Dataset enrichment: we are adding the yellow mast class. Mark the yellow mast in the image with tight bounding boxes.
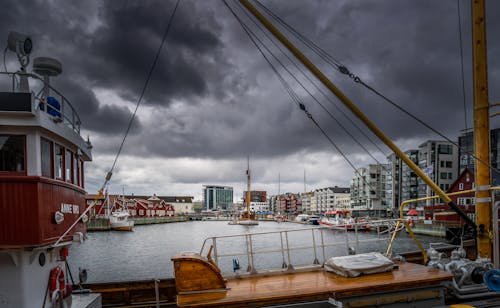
[239,0,476,230]
[471,0,492,258]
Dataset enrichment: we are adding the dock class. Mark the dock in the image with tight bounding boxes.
[176,262,452,307]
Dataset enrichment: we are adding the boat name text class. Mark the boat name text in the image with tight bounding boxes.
[61,203,79,214]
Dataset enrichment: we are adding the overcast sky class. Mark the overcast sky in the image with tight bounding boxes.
[2,0,499,201]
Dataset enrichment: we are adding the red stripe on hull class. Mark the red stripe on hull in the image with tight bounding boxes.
[0,176,86,247]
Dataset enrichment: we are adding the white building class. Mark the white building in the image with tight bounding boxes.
[313,186,350,213]
[300,191,314,214]
[249,202,269,213]
[350,164,387,217]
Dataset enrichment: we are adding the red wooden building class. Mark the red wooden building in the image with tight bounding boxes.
[423,168,475,222]
[85,194,175,218]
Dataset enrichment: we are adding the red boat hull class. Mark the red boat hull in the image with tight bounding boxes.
[0,176,86,247]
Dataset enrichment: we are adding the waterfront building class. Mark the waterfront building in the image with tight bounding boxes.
[401,150,420,203]
[249,201,269,213]
[458,128,500,185]
[313,186,350,213]
[85,194,190,216]
[350,164,387,217]
[300,191,314,214]
[268,195,278,213]
[423,168,475,223]
[417,140,458,206]
[243,190,267,203]
[271,193,301,217]
[202,185,233,211]
[385,153,402,214]
[129,195,193,215]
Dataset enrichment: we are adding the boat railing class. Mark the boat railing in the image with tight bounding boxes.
[199,219,415,276]
[0,71,82,134]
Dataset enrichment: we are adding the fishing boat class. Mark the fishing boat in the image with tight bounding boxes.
[171,1,500,307]
[0,32,98,307]
[109,209,134,231]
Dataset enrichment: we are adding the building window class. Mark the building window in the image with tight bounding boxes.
[446,161,452,168]
[0,135,25,173]
[41,138,53,178]
[440,172,447,180]
[459,183,464,190]
[438,144,453,154]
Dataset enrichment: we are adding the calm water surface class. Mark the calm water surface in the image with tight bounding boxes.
[68,221,443,283]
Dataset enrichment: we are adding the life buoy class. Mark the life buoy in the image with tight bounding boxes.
[49,266,66,301]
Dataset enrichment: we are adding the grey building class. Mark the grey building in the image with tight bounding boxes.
[401,150,420,203]
[417,140,458,206]
[386,153,402,213]
[202,185,233,211]
[458,128,500,186]
[350,164,387,217]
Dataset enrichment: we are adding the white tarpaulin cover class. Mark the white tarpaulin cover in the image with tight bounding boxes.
[324,252,395,277]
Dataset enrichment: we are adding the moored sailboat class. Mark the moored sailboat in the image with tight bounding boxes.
[230,157,258,225]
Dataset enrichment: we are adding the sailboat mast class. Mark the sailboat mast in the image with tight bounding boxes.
[471,0,492,258]
[246,156,251,215]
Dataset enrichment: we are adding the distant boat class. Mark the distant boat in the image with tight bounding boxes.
[320,210,370,231]
[238,219,259,226]
[229,157,259,226]
[109,209,134,231]
[295,214,310,222]
[308,215,320,225]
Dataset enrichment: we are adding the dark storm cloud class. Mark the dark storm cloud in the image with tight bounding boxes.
[2,0,499,162]
[261,0,498,145]
[0,0,143,135]
[85,1,224,105]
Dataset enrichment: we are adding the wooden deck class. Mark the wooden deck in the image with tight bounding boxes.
[177,262,453,307]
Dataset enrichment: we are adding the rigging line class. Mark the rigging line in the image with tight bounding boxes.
[254,0,343,69]
[103,0,181,190]
[256,0,500,176]
[234,1,384,167]
[457,0,468,131]
[224,0,379,193]
[237,1,388,164]
[252,0,389,157]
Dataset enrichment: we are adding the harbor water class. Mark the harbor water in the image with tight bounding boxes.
[68,220,444,283]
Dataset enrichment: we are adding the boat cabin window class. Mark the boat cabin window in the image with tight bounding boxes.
[79,159,84,188]
[54,144,64,180]
[41,137,53,178]
[65,149,73,183]
[0,135,25,174]
[73,153,78,184]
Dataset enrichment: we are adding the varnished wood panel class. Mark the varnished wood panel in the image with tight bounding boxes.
[172,253,227,293]
[177,262,453,307]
